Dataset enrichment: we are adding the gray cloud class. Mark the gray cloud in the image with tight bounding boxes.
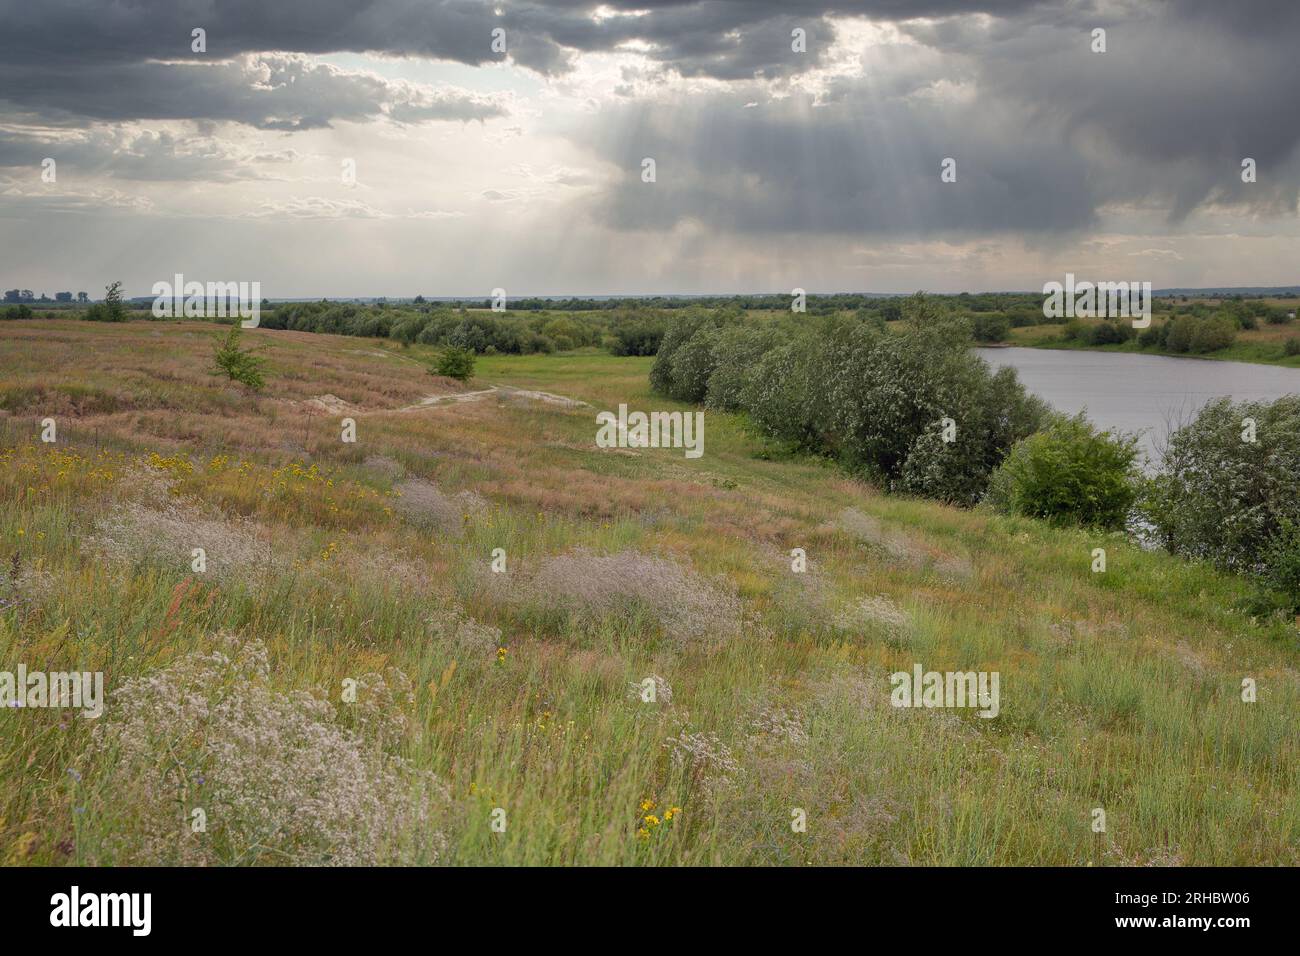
[0,128,263,182]
[0,52,507,131]
[0,0,1054,113]
[574,1,1300,238]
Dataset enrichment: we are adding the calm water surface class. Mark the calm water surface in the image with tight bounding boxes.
[975,347,1300,464]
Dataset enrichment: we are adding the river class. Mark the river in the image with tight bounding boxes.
[974,347,1300,464]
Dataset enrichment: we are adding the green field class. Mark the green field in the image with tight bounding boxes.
[2,318,1298,865]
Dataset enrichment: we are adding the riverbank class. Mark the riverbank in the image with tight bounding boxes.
[1008,322,1300,368]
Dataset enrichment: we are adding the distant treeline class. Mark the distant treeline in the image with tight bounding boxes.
[260,300,670,356]
[466,292,1044,313]
[253,293,1063,355]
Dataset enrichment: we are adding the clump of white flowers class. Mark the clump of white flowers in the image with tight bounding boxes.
[84,636,448,866]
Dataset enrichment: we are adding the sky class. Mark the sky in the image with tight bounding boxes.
[0,0,1297,298]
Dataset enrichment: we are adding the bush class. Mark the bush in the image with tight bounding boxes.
[83,303,114,322]
[1143,396,1300,590]
[1087,320,1131,346]
[1284,336,1300,357]
[706,324,781,411]
[435,346,475,382]
[609,313,667,356]
[1164,316,1196,352]
[1006,308,1040,328]
[649,311,718,399]
[211,325,267,390]
[1061,319,1087,342]
[1188,316,1236,353]
[985,413,1139,529]
[0,304,32,320]
[970,312,1010,343]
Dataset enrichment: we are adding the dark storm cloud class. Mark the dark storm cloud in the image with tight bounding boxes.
[901,7,1300,221]
[576,1,1300,237]
[583,89,1101,236]
[0,0,1051,120]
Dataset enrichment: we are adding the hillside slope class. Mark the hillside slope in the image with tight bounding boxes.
[2,319,1297,865]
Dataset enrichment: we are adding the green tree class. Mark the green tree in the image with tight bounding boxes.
[211,324,267,390]
[104,280,128,322]
[434,346,475,382]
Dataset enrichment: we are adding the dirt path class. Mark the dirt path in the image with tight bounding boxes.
[390,384,589,413]
[304,384,589,416]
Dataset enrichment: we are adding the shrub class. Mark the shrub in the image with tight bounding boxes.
[1283,336,1300,357]
[1088,320,1131,346]
[740,333,829,450]
[1188,316,1236,353]
[1254,519,1300,613]
[1164,316,1196,352]
[970,312,1010,343]
[1061,319,1087,342]
[390,313,429,345]
[0,304,32,320]
[706,324,781,410]
[609,313,667,356]
[435,346,475,382]
[985,413,1140,529]
[1143,396,1300,598]
[211,324,267,390]
[649,310,725,401]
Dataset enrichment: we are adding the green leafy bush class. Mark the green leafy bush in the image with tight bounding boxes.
[1143,397,1300,584]
[609,313,668,356]
[985,413,1139,529]
[1164,315,1236,353]
[1087,320,1132,346]
[435,346,475,382]
[970,312,1010,343]
[1188,316,1236,353]
[1164,316,1196,352]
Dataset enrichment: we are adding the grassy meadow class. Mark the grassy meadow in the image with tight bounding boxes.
[2,317,1299,865]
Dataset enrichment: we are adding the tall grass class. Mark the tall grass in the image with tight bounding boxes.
[1,319,1298,865]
